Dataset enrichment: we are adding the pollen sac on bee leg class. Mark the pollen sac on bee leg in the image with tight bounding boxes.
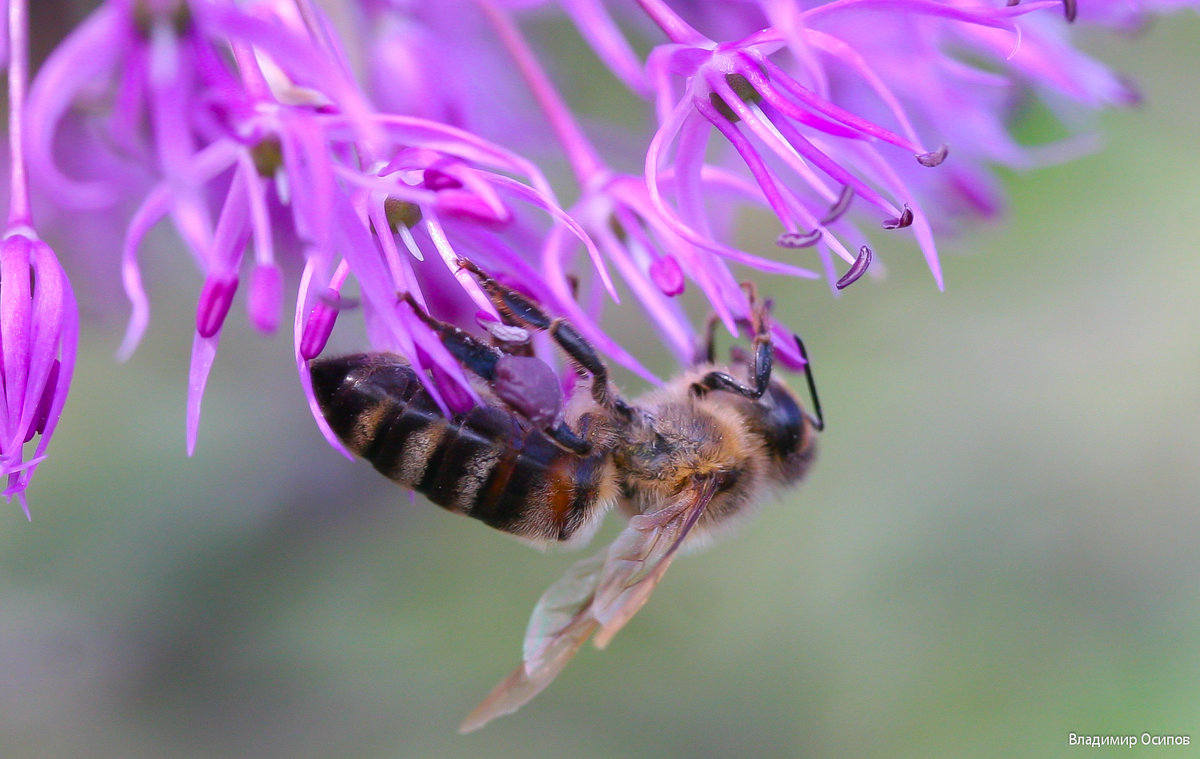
[493,354,562,427]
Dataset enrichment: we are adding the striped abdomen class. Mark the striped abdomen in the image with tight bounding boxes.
[310,353,613,543]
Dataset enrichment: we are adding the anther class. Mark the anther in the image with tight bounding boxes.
[709,72,762,123]
[434,190,512,228]
[250,137,284,178]
[384,197,423,230]
[776,230,822,248]
[821,186,856,225]
[423,169,463,191]
[882,204,913,230]
[300,288,344,360]
[916,144,949,167]
[477,313,530,345]
[835,246,872,290]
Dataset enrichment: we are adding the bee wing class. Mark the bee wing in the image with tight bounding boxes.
[590,476,720,649]
[523,550,606,667]
[458,551,606,733]
[460,477,720,732]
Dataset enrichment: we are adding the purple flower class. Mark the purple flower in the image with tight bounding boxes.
[558,0,1187,291]
[2,0,79,516]
[25,0,623,457]
[10,0,1198,496]
[5,0,1198,730]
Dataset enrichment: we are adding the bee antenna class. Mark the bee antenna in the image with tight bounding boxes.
[792,335,825,432]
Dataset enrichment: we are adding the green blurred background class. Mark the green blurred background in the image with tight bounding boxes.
[3,8,1200,759]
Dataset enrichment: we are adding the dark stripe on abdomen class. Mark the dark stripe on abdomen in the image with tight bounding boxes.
[417,406,514,510]
[471,428,563,533]
[365,391,444,484]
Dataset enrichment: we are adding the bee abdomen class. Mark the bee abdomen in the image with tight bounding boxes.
[311,354,610,543]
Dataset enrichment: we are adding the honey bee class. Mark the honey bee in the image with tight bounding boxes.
[309,260,823,731]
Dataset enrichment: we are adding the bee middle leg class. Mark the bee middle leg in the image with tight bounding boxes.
[400,293,592,454]
[485,274,580,358]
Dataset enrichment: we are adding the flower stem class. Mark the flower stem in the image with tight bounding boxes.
[7,0,32,231]
[474,0,604,183]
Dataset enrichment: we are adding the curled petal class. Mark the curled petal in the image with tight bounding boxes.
[24,3,125,207]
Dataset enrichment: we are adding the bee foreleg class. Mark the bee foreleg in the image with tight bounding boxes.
[694,312,720,365]
[692,298,774,400]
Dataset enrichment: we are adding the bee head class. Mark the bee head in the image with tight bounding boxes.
[739,380,817,485]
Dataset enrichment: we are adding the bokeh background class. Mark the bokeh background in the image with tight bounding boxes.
[2,5,1199,758]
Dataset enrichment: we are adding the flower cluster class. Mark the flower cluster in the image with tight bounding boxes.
[3,0,1195,511]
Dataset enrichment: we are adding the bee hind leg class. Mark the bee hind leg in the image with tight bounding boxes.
[401,292,594,455]
[542,421,591,455]
[399,292,503,380]
[403,293,595,453]
[458,259,632,419]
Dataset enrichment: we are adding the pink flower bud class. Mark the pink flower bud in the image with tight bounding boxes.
[300,288,342,360]
[195,273,239,338]
[649,255,685,296]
